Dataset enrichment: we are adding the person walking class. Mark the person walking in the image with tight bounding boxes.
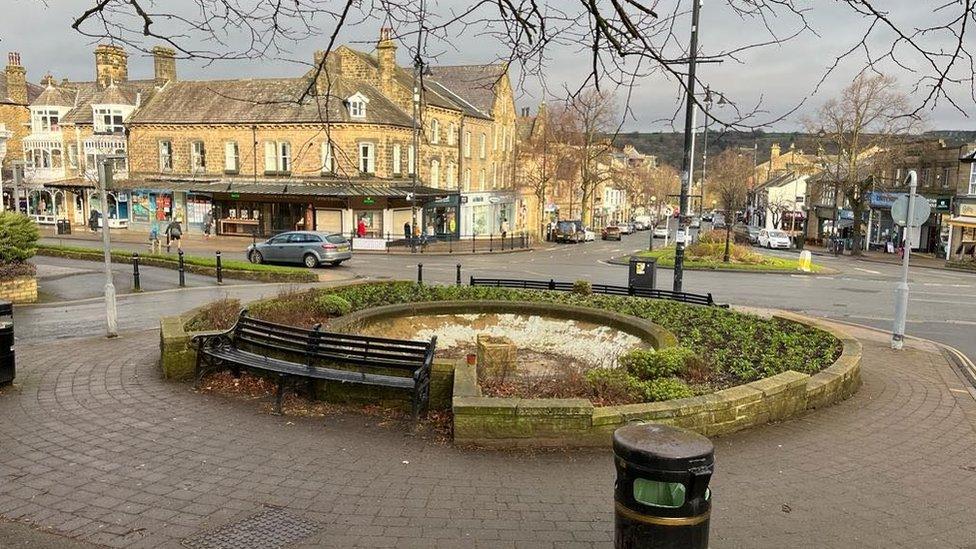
[500,217,510,240]
[203,210,214,240]
[356,217,367,238]
[88,208,99,233]
[165,217,184,252]
[403,221,411,242]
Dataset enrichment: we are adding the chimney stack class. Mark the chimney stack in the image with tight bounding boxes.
[770,142,781,160]
[4,52,27,105]
[377,27,397,98]
[94,44,128,87]
[152,46,177,84]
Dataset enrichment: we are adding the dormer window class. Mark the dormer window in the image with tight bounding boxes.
[31,108,60,133]
[347,92,369,118]
[93,107,125,134]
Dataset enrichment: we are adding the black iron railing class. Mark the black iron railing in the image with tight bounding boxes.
[468,277,724,307]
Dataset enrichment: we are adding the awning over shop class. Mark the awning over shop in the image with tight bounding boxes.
[113,177,448,199]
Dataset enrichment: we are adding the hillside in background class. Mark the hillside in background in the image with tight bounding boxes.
[611,130,976,168]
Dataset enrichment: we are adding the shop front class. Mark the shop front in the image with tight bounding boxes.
[423,194,461,239]
[947,198,976,263]
[461,191,516,236]
[212,193,309,238]
[866,191,950,253]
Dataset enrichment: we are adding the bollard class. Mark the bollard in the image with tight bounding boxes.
[417,263,423,285]
[0,300,14,387]
[472,234,476,253]
[456,263,462,286]
[132,253,141,292]
[449,236,453,254]
[178,250,186,287]
[613,423,713,549]
[216,251,223,285]
[489,233,493,252]
[510,232,515,250]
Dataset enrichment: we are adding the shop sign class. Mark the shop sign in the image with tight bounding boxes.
[472,196,485,203]
[460,195,469,204]
[960,201,976,218]
[936,197,952,212]
[488,196,501,204]
[868,191,903,208]
[230,192,240,199]
[363,197,376,205]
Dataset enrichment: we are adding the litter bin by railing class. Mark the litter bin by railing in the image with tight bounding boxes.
[629,256,657,291]
[56,219,72,235]
[0,300,13,387]
[613,423,714,549]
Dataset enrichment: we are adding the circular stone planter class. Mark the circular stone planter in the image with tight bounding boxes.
[448,311,862,448]
[327,300,678,351]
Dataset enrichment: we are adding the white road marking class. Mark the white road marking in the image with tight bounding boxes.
[854,267,882,275]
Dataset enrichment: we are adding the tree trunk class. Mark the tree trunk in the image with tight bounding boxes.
[723,223,732,262]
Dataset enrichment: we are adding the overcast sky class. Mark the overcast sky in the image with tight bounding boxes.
[2,0,973,132]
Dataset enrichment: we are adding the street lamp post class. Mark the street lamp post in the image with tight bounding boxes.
[0,124,11,212]
[648,195,657,251]
[96,154,123,338]
[674,0,703,293]
[700,88,713,218]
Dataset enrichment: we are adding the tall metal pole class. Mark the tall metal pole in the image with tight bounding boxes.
[673,0,702,293]
[12,161,23,214]
[700,88,711,218]
[891,170,917,350]
[411,59,420,253]
[97,156,118,338]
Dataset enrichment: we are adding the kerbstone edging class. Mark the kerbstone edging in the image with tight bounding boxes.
[452,312,863,447]
[327,300,678,350]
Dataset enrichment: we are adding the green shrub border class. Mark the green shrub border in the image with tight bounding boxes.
[37,244,317,283]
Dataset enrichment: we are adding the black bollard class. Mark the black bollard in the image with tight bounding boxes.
[178,250,186,287]
[132,253,141,292]
[216,251,223,285]
[456,263,462,286]
[417,263,423,285]
[489,233,493,253]
[472,234,476,253]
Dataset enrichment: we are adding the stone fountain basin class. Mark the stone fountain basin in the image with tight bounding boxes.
[326,300,678,372]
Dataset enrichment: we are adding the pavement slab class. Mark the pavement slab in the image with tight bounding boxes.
[0,321,975,547]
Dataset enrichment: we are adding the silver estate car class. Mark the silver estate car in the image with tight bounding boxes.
[247,231,352,268]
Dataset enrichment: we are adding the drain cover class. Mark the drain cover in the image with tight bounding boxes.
[182,507,321,549]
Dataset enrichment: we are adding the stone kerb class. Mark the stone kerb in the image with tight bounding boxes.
[452,312,863,448]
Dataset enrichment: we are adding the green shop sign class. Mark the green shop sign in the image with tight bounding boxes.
[230,192,240,199]
[363,197,376,205]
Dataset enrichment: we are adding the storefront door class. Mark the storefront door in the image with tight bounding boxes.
[315,209,343,234]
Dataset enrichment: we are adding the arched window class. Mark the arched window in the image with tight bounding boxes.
[430,159,440,188]
[447,123,457,146]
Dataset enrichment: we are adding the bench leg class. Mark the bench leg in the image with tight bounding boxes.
[273,375,286,415]
[305,378,316,400]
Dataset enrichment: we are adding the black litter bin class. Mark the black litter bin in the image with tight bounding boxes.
[0,322,13,387]
[56,219,72,235]
[613,423,714,549]
[629,257,657,291]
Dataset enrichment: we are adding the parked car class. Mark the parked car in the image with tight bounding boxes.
[601,225,622,241]
[732,223,761,244]
[247,231,352,268]
[583,227,597,241]
[633,221,646,231]
[554,220,586,243]
[653,226,668,238]
[758,229,792,249]
[617,223,633,235]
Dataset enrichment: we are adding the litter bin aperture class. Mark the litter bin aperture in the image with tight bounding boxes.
[613,423,714,549]
[0,321,13,387]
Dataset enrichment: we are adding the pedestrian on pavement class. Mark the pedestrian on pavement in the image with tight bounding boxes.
[165,217,184,252]
[403,221,411,242]
[357,217,367,238]
[203,210,214,239]
[88,209,99,233]
[501,218,510,240]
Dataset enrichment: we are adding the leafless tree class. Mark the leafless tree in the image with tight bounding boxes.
[68,1,976,129]
[517,105,579,237]
[707,149,750,261]
[808,73,920,255]
[560,89,617,227]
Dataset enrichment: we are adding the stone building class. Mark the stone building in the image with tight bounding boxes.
[0,52,43,173]
[18,31,518,242]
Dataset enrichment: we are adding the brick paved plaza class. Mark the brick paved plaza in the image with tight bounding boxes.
[1,323,975,548]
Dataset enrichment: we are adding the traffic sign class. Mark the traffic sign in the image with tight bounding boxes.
[891,195,931,227]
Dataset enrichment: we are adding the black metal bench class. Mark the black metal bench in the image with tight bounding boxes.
[191,311,437,419]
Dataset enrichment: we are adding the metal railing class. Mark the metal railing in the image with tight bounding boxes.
[468,277,723,307]
[346,231,530,253]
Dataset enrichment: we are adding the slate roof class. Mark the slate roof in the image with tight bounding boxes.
[119,175,447,197]
[426,64,506,115]
[32,84,76,107]
[0,73,43,105]
[129,76,413,126]
[59,80,157,124]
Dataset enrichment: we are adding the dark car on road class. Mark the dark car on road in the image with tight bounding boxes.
[554,220,586,243]
[247,231,352,268]
[601,225,622,241]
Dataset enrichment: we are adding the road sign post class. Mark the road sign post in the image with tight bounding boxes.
[891,171,922,350]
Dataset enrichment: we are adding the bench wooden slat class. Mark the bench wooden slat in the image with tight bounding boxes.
[205,347,414,388]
